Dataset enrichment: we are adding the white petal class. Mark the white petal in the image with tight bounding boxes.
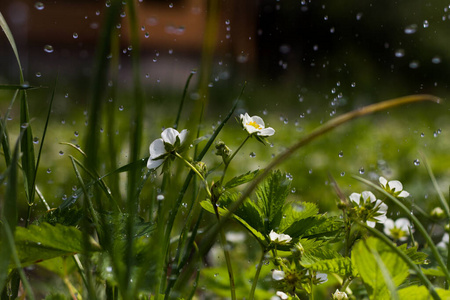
[376,201,388,214]
[398,190,410,198]
[244,124,259,134]
[375,214,387,224]
[278,233,292,242]
[362,191,376,203]
[379,176,388,187]
[276,291,288,300]
[241,113,252,125]
[251,115,265,128]
[258,127,275,137]
[272,270,285,281]
[149,138,166,159]
[147,158,164,170]
[395,218,411,231]
[316,272,328,283]
[178,129,188,144]
[388,180,403,192]
[269,230,279,241]
[383,219,395,235]
[443,233,449,243]
[349,193,361,205]
[367,221,376,228]
[161,128,179,145]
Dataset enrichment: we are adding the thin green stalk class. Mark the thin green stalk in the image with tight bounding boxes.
[359,221,440,300]
[421,153,450,218]
[174,152,211,198]
[219,135,250,185]
[249,250,267,299]
[212,205,236,300]
[175,72,195,129]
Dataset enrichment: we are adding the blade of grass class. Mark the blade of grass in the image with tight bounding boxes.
[0,12,24,83]
[125,0,145,296]
[421,152,450,218]
[174,71,195,129]
[353,175,450,282]
[0,90,20,167]
[0,131,22,291]
[30,76,57,213]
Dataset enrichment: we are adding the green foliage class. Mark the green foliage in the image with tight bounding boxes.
[224,169,264,189]
[9,223,96,267]
[352,237,409,299]
[398,286,450,299]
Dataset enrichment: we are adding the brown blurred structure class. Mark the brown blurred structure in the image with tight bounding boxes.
[0,0,257,59]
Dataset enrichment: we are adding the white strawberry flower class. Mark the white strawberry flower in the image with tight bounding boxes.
[147,128,188,170]
[240,113,275,137]
[272,270,285,281]
[437,233,449,248]
[269,230,292,245]
[349,191,388,227]
[332,289,349,300]
[383,218,412,241]
[379,176,410,198]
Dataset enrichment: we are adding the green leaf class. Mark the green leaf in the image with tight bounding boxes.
[421,267,445,277]
[303,256,355,277]
[224,169,264,189]
[398,285,450,299]
[352,237,409,298]
[256,170,291,232]
[278,202,319,232]
[284,215,343,240]
[11,223,98,267]
[397,244,428,264]
[200,200,266,244]
[36,207,83,227]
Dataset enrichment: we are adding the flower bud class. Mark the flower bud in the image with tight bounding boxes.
[291,242,305,258]
[431,207,445,219]
[332,289,348,300]
[215,140,231,162]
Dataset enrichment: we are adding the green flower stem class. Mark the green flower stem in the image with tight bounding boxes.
[174,152,211,199]
[249,249,267,300]
[212,203,236,300]
[219,135,250,185]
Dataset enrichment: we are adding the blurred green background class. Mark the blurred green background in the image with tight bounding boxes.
[0,0,449,234]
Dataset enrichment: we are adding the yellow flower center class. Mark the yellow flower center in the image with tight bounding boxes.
[246,121,262,130]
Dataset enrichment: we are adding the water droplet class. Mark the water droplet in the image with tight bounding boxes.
[34,2,44,10]
[338,151,343,158]
[359,167,365,174]
[431,56,441,64]
[73,32,79,39]
[404,24,418,34]
[356,12,363,20]
[157,194,165,201]
[291,188,296,193]
[47,168,51,174]
[74,131,79,137]
[340,172,345,176]
[35,72,42,78]
[59,151,64,156]
[168,2,173,8]
[144,32,149,38]
[420,132,425,137]
[118,105,124,111]
[437,128,442,134]
[413,159,420,166]
[409,61,420,69]
[21,123,29,129]
[394,49,405,58]
[106,266,113,272]
[249,152,256,158]
[44,45,54,53]
[286,173,293,180]
[351,82,356,87]
[433,131,438,137]
[423,20,429,28]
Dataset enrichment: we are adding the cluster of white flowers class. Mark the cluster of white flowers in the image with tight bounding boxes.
[349,191,388,227]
